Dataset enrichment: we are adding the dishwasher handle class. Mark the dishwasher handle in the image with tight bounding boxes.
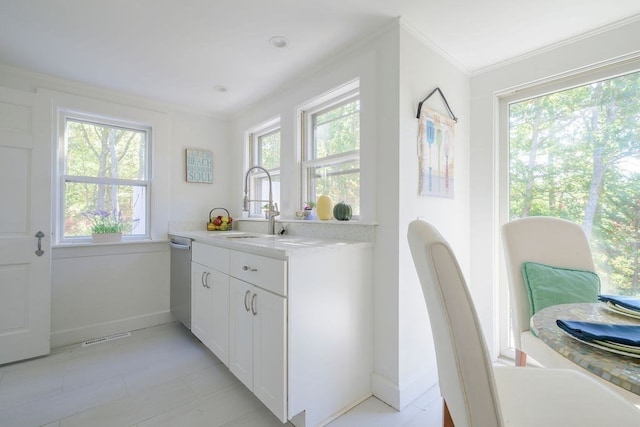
[170,241,191,250]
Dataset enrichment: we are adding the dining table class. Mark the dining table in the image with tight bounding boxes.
[530,302,640,397]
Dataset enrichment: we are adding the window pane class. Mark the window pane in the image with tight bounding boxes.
[313,98,360,158]
[308,160,360,216]
[65,119,147,180]
[258,130,280,170]
[64,182,147,237]
[248,124,280,218]
[508,70,640,296]
[251,174,280,216]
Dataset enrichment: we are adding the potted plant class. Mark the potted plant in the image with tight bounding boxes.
[83,209,124,243]
[303,201,317,220]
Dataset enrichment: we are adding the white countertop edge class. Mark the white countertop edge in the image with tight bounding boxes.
[169,230,373,259]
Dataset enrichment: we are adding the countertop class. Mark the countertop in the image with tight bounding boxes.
[169,230,373,260]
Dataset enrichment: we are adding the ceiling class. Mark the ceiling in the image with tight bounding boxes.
[1,1,639,117]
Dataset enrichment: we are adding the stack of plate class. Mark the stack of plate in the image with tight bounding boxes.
[569,334,640,358]
[553,296,640,357]
[604,301,640,320]
[599,294,640,320]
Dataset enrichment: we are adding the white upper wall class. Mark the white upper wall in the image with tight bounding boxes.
[397,23,471,407]
[168,110,231,226]
[469,19,640,355]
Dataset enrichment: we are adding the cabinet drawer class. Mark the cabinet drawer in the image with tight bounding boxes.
[230,251,287,296]
[192,241,229,273]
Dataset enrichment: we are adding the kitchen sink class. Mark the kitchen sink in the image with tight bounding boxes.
[209,233,318,247]
[222,233,274,239]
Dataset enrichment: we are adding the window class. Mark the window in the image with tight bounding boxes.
[301,87,360,216]
[247,121,280,217]
[498,59,640,356]
[58,113,150,241]
[507,68,640,297]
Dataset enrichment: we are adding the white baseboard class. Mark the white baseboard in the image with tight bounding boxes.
[51,310,175,348]
[371,370,437,411]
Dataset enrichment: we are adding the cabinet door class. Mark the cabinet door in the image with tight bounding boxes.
[229,278,254,390]
[253,288,287,422]
[207,268,229,366]
[191,262,214,349]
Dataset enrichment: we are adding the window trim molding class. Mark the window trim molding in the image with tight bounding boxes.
[55,109,152,244]
[42,87,170,243]
[299,83,360,217]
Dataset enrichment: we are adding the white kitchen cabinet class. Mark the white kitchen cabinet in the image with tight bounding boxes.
[183,235,373,427]
[191,242,230,366]
[229,261,287,422]
[228,278,253,387]
[252,286,287,417]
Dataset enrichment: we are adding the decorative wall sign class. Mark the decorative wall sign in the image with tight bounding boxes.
[417,107,456,198]
[185,149,213,183]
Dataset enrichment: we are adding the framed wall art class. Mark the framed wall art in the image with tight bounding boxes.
[415,87,458,199]
[185,148,213,183]
[417,107,456,198]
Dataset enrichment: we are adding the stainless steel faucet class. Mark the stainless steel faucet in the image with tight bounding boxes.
[243,166,280,235]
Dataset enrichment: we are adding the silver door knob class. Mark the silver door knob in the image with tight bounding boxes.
[35,231,45,257]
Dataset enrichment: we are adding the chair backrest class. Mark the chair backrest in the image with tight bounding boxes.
[501,216,595,349]
[408,219,503,427]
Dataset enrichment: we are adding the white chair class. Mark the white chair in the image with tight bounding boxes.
[501,216,595,367]
[407,219,640,427]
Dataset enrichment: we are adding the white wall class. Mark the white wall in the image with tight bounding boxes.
[469,19,640,355]
[51,242,170,347]
[394,24,470,408]
[169,110,232,227]
[0,65,230,347]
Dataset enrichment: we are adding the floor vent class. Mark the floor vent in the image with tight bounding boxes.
[82,332,131,347]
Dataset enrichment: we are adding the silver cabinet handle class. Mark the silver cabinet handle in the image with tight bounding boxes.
[244,290,251,311]
[35,231,45,257]
[201,271,207,288]
[251,293,257,316]
[205,272,211,288]
[242,265,258,272]
[169,242,190,250]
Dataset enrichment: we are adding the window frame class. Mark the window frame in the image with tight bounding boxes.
[56,111,152,243]
[300,86,360,217]
[496,56,640,359]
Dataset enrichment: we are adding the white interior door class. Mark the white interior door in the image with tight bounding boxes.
[0,86,51,365]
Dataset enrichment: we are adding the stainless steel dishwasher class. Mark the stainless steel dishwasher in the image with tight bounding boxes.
[170,236,192,329]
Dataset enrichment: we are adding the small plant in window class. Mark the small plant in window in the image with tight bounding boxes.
[303,201,317,220]
[83,209,125,234]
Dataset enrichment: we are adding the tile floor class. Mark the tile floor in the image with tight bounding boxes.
[0,322,442,427]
